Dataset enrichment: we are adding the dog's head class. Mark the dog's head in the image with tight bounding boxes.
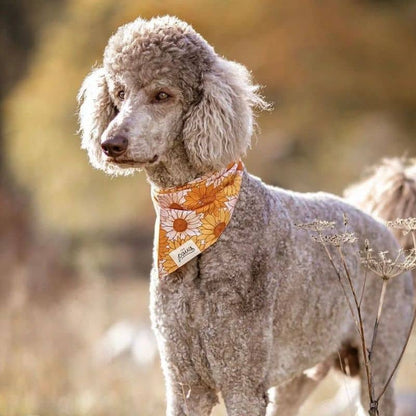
[78,16,268,178]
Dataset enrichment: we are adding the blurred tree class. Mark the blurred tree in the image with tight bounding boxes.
[3,0,416,234]
[0,0,66,179]
[0,0,73,299]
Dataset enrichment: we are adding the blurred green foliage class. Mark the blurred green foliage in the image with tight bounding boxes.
[3,0,416,235]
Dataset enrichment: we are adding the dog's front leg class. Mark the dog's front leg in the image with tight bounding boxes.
[200,308,273,416]
[222,385,269,416]
[154,323,219,416]
[150,270,219,416]
[164,375,218,416]
[216,341,270,416]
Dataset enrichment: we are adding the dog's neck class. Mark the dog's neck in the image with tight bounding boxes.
[144,142,206,189]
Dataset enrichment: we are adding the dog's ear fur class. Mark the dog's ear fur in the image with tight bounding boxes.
[183,58,269,170]
[77,67,116,170]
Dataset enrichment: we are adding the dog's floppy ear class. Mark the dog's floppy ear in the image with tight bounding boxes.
[183,58,268,171]
[77,67,116,170]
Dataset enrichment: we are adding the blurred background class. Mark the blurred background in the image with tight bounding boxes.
[0,0,415,415]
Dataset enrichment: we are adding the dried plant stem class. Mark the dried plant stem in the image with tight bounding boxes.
[359,265,368,308]
[336,351,356,416]
[179,382,191,414]
[338,247,375,406]
[296,217,416,416]
[320,241,377,408]
[369,279,388,361]
[376,302,416,403]
[319,238,375,410]
[320,242,360,332]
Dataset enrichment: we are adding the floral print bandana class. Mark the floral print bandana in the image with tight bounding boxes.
[152,161,244,278]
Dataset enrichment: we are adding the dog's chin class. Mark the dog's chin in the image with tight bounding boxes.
[99,161,137,176]
[109,159,143,168]
[101,155,159,175]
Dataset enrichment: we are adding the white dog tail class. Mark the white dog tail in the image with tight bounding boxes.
[344,158,416,249]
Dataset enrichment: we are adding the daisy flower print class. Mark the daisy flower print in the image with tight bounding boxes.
[155,188,189,210]
[161,210,203,240]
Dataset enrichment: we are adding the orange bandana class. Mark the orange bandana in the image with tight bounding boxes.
[152,161,244,278]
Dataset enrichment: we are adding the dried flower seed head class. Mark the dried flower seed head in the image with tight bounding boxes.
[387,218,416,235]
[312,232,357,247]
[378,251,389,262]
[343,213,349,227]
[295,220,336,232]
[362,247,416,280]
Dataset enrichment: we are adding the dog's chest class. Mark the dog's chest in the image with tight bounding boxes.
[155,258,206,319]
[151,257,218,386]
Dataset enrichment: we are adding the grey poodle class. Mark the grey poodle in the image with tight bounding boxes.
[78,16,414,416]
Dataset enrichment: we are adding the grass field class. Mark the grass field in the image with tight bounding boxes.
[1,274,415,416]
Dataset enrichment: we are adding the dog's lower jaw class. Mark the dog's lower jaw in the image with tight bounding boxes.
[144,144,206,189]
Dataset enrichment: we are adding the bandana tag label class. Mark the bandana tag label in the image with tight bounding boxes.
[169,239,201,267]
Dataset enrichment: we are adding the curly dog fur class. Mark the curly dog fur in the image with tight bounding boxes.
[345,158,416,250]
[78,16,414,416]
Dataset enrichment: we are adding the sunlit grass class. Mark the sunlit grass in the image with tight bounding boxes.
[1,273,414,416]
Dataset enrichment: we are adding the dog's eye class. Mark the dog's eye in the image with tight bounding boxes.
[155,91,170,102]
[117,90,125,100]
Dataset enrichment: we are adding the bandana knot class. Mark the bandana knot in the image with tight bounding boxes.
[152,161,244,278]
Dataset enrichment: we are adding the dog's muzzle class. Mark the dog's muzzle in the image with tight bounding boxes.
[101,135,128,158]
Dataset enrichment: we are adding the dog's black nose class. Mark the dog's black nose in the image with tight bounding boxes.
[101,135,128,157]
